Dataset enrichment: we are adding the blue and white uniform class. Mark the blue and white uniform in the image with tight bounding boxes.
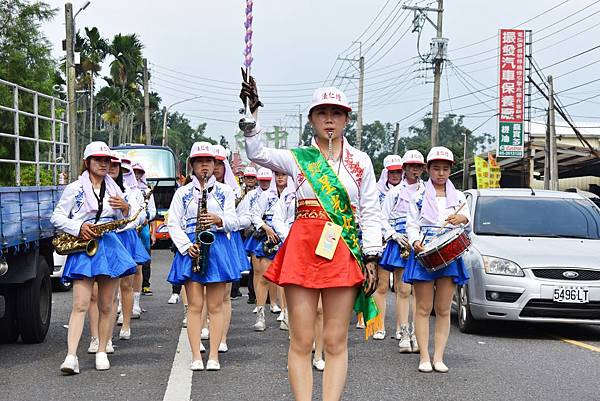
[167,180,241,285]
[239,186,266,255]
[116,182,150,265]
[249,187,282,260]
[51,180,137,282]
[271,187,296,242]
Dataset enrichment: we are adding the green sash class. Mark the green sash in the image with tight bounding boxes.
[290,147,382,339]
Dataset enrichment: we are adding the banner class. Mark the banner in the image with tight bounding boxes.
[474,156,489,189]
[488,152,501,188]
[497,29,525,157]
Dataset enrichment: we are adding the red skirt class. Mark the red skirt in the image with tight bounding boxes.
[264,202,364,289]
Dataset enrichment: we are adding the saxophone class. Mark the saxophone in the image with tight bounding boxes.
[53,188,154,256]
[191,174,215,274]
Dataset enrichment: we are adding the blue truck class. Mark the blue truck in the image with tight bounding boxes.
[0,78,69,343]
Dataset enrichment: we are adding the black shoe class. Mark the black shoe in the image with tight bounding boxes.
[230,291,242,300]
[142,287,153,296]
[247,297,256,304]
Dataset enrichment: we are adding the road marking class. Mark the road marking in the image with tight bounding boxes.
[163,328,192,401]
[554,336,600,353]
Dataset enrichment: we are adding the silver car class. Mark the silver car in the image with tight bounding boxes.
[455,188,600,333]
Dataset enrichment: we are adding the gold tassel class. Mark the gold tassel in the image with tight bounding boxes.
[358,312,384,341]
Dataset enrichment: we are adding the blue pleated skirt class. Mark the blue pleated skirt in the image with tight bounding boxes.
[402,250,469,285]
[117,229,151,265]
[167,232,242,285]
[62,232,137,282]
[138,224,151,254]
[244,234,261,256]
[252,237,277,260]
[380,241,409,272]
[231,231,250,273]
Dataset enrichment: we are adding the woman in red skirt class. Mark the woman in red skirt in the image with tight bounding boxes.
[241,82,381,401]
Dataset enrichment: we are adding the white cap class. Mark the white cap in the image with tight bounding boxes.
[120,157,133,172]
[427,146,454,164]
[402,150,425,165]
[212,144,228,161]
[383,154,403,171]
[109,151,121,163]
[257,167,273,181]
[308,87,352,113]
[189,142,215,159]
[132,161,145,172]
[83,141,112,160]
[243,166,257,177]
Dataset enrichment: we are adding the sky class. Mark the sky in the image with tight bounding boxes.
[41,0,600,152]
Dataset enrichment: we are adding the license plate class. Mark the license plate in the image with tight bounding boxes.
[553,286,589,303]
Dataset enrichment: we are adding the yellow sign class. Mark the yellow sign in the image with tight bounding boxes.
[487,152,501,188]
[474,156,489,189]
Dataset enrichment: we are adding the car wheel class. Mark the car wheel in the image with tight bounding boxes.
[457,284,480,334]
[0,287,20,343]
[16,257,52,344]
[51,277,72,292]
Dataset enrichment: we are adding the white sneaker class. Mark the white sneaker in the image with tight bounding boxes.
[200,328,209,340]
[356,320,365,329]
[277,310,285,321]
[398,325,411,353]
[411,334,420,353]
[279,319,289,331]
[190,359,204,371]
[87,337,99,354]
[116,313,123,326]
[395,330,403,340]
[252,306,258,313]
[168,294,180,304]
[106,339,115,354]
[182,315,188,328]
[60,355,79,375]
[270,304,281,314]
[218,343,228,353]
[418,361,433,373]
[200,342,206,353]
[373,330,386,340]
[119,329,131,340]
[253,307,266,331]
[206,360,220,371]
[95,352,110,371]
[433,361,449,373]
[132,305,141,319]
[117,300,122,314]
[312,358,325,371]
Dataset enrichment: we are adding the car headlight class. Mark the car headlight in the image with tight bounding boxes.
[482,256,524,277]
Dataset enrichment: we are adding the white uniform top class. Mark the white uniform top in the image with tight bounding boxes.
[271,190,296,241]
[118,184,145,232]
[235,187,265,231]
[250,188,280,230]
[142,189,157,222]
[167,181,238,256]
[406,185,471,247]
[245,131,382,255]
[381,179,423,240]
[51,181,128,237]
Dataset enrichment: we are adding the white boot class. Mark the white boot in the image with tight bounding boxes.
[132,292,141,319]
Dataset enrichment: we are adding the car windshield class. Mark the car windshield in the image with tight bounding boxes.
[112,147,176,179]
[475,196,600,239]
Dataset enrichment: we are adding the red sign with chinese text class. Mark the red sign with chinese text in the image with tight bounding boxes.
[498,29,525,123]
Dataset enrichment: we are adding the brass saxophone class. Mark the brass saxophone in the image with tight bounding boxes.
[191,174,215,274]
[53,188,154,256]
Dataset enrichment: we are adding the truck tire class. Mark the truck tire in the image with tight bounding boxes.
[16,257,52,344]
[0,288,20,343]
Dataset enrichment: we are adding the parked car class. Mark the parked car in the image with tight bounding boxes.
[50,253,71,292]
[455,188,600,333]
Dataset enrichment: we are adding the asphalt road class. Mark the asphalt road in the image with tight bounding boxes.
[1,249,599,401]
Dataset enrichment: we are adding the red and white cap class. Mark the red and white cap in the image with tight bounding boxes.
[120,157,133,172]
[83,141,112,160]
[427,146,454,164]
[256,167,273,181]
[109,151,121,163]
[402,150,425,165]
[243,166,257,177]
[132,161,145,172]
[383,154,403,171]
[308,87,352,113]
[189,142,215,159]
[212,144,228,161]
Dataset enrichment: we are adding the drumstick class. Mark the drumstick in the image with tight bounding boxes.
[435,202,466,235]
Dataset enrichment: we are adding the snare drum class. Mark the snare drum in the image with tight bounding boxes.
[416,227,471,273]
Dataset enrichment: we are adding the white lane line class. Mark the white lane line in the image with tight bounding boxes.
[163,328,192,401]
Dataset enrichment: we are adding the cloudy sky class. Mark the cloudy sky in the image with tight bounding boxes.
[42,0,600,150]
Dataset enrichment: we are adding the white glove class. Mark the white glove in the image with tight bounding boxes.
[392,233,409,248]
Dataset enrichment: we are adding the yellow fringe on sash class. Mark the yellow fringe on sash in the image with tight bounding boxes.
[358,312,384,340]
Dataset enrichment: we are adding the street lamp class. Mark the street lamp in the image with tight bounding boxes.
[74,1,91,18]
[162,96,202,147]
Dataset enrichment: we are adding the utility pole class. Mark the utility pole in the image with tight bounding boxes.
[65,3,79,176]
[462,128,469,190]
[544,110,550,190]
[393,122,400,154]
[356,56,365,151]
[161,106,168,147]
[404,0,446,147]
[548,75,559,191]
[298,111,303,147]
[143,58,151,145]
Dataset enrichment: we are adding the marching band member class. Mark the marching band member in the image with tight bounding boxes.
[132,161,157,297]
[167,142,240,371]
[113,157,150,341]
[380,150,426,353]
[248,170,290,331]
[404,146,471,373]
[241,83,381,401]
[372,154,403,340]
[52,141,137,374]
[211,144,249,353]
[238,166,258,304]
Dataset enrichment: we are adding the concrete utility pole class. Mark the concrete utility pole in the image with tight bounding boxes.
[298,111,303,146]
[462,128,469,190]
[65,3,79,176]
[143,58,151,145]
[161,106,168,147]
[393,122,400,155]
[548,75,559,191]
[544,110,550,190]
[356,56,365,151]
